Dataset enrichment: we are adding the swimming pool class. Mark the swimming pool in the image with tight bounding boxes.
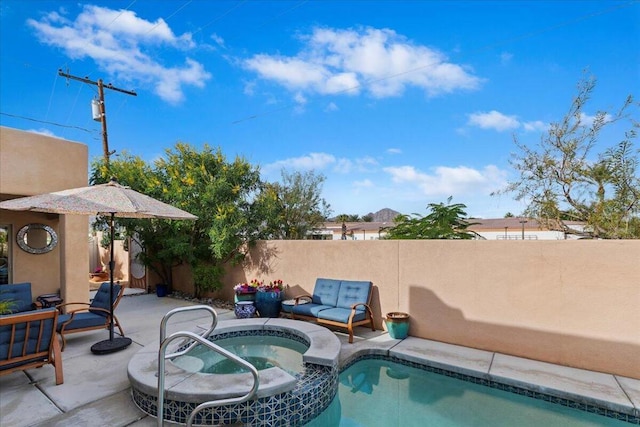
[129,314,637,426]
[305,357,636,426]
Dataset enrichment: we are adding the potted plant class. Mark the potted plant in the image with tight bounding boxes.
[233,279,260,302]
[90,266,109,281]
[385,312,410,339]
[0,299,15,315]
[255,279,284,318]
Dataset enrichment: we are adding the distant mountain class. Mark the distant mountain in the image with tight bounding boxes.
[369,208,401,222]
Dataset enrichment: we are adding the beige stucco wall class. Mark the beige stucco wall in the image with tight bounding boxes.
[0,126,89,305]
[221,239,640,379]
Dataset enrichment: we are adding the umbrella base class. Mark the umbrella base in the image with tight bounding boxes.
[91,337,133,355]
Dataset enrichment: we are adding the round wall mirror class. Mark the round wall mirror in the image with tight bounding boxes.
[16,224,58,254]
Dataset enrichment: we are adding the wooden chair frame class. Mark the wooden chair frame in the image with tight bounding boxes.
[56,284,125,351]
[0,309,63,385]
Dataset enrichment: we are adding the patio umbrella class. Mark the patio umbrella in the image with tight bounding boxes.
[0,178,197,354]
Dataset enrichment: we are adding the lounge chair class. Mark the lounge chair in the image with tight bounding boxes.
[56,282,125,351]
[0,308,64,384]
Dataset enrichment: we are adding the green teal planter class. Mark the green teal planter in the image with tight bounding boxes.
[385,312,410,339]
[234,292,256,303]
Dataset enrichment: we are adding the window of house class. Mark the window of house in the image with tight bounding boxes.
[0,225,10,284]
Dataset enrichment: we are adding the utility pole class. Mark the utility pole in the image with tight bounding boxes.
[58,70,137,164]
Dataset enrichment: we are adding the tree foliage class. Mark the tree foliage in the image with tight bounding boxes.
[91,143,263,296]
[385,197,476,239]
[495,76,640,238]
[256,170,331,239]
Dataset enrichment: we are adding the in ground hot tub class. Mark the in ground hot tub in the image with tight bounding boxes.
[128,317,341,426]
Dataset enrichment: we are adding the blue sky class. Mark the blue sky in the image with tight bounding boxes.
[1,1,638,218]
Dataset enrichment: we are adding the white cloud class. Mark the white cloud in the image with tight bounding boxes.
[578,112,612,127]
[353,179,374,188]
[522,120,548,132]
[468,110,520,132]
[27,128,58,138]
[210,33,225,47]
[467,110,551,133]
[500,52,513,65]
[264,152,337,172]
[324,102,339,112]
[294,92,307,105]
[263,152,378,175]
[383,164,507,197]
[244,26,481,99]
[387,148,402,154]
[243,80,256,96]
[27,5,210,103]
[333,156,378,174]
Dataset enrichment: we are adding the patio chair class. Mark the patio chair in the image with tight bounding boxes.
[0,308,64,384]
[56,282,125,351]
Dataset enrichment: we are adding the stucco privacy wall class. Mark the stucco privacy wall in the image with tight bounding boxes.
[223,240,640,379]
[0,126,88,304]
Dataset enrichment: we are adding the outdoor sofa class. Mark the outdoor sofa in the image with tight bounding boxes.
[0,282,37,313]
[286,278,375,343]
[0,282,64,384]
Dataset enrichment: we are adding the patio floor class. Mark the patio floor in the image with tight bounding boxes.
[1,292,638,426]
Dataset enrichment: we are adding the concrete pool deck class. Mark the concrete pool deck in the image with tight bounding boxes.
[1,292,638,426]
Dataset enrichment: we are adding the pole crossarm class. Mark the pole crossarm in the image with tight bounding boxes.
[58,70,137,96]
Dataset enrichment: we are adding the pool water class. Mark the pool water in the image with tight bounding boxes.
[174,335,308,376]
[306,359,631,427]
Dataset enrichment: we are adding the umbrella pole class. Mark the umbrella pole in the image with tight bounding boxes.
[109,213,115,341]
[91,213,132,355]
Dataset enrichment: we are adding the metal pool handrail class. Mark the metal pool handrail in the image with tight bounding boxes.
[156,306,259,427]
[159,305,218,350]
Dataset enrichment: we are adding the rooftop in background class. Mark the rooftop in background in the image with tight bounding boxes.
[316,218,588,240]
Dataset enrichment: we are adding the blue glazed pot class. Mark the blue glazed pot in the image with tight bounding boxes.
[255,291,282,318]
[234,301,256,319]
[385,312,410,339]
[156,284,168,298]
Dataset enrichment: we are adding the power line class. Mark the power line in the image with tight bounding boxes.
[0,112,99,134]
[145,0,192,35]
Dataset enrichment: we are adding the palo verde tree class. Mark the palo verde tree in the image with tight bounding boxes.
[385,197,476,239]
[256,170,331,239]
[91,143,263,297]
[494,75,640,238]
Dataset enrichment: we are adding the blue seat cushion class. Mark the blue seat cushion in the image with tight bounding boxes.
[317,307,367,324]
[57,312,107,332]
[335,280,371,310]
[0,282,33,313]
[1,309,56,365]
[291,303,333,318]
[89,283,121,317]
[311,278,341,306]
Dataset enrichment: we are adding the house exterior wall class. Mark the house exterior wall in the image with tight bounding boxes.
[0,126,89,305]
[221,239,640,378]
